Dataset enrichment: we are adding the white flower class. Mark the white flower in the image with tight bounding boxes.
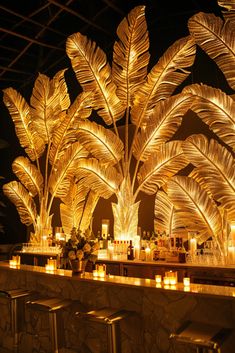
[76,249,84,260]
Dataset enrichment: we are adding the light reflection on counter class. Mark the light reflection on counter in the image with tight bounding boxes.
[1,262,235,299]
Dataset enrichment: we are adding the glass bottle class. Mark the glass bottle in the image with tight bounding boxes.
[127,240,134,260]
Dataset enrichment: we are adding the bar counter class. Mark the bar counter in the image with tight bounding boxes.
[0,262,234,352]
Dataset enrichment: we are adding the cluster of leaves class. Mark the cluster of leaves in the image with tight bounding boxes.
[154,2,235,253]
[2,70,97,242]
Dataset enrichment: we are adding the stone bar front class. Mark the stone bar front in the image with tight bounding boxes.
[0,262,234,353]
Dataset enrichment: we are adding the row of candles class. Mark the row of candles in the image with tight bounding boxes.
[155,270,190,287]
[9,257,191,288]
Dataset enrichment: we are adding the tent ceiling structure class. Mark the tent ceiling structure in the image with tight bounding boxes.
[0,0,221,95]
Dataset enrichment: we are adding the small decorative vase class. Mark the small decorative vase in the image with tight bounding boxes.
[69,259,88,274]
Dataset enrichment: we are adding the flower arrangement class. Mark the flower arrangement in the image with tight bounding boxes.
[63,227,99,263]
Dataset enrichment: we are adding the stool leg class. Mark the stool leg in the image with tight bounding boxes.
[107,323,120,353]
[49,312,59,353]
[196,348,204,353]
[10,298,19,353]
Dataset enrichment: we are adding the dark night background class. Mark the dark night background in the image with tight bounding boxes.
[0,0,231,244]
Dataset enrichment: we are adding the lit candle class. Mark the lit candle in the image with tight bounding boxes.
[93,270,99,277]
[101,219,109,238]
[183,277,190,286]
[169,277,177,285]
[145,246,151,261]
[163,277,170,285]
[45,257,56,271]
[189,238,197,254]
[9,259,17,267]
[155,275,162,283]
[230,221,235,242]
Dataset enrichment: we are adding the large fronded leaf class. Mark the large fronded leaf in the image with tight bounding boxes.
[49,91,93,166]
[76,158,121,199]
[60,181,90,235]
[188,12,235,90]
[49,142,88,198]
[112,5,150,107]
[3,88,45,161]
[112,177,140,238]
[131,36,195,126]
[3,181,37,227]
[218,0,235,22]
[154,190,186,235]
[166,176,222,243]
[66,32,125,125]
[183,134,235,219]
[68,91,93,120]
[183,84,235,151]
[52,69,71,112]
[133,93,191,161]
[137,141,188,195]
[76,120,124,165]
[12,156,43,197]
[30,71,69,144]
[79,190,99,232]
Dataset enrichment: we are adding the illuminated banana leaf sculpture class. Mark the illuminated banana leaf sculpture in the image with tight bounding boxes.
[2,71,95,242]
[66,5,196,239]
[155,2,235,253]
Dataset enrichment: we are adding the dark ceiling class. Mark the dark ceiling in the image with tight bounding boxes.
[0,0,222,96]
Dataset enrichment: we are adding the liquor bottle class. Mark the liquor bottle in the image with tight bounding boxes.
[127,240,134,260]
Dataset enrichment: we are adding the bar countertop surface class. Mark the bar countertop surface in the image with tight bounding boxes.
[1,261,235,300]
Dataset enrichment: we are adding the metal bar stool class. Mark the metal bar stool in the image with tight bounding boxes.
[76,307,134,353]
[26,297,72,353]
[170,320,233,353]
[0,288,31,353]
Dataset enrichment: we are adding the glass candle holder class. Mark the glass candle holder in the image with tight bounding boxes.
[155,274,162,283]
[183,277,190,286]
[163,277,170,285]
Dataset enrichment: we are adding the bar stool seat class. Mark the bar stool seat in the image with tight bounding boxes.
[76,307,134,353]
[0,288,32,353]
[170,320,232,353]
[26,297,72,353]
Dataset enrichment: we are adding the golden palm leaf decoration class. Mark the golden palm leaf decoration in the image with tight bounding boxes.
[183,84,235,151]
[3,70,96,243]
[76,120,124,165]
[12,156,44,197]
[136,141,188,195]
[112,5,150,107]
[188,12,235,90]
[154,190,186,235]
[49,91,93,165]
[183,134,235,215]
[112,176,140,239]
[66,32,125,126]
[131,36,195,126]
[65,6,195,240]
[3,181,37,228]
[218,0,235,21]
[133,93,192,162]
[30,70,70,143]
[49,142,89,199]
[166,176,223,245]
[76,158,121,199]
[3,87,45,161]
[60,181,98,235]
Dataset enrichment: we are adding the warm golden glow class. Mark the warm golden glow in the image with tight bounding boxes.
[65,5,195,240]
